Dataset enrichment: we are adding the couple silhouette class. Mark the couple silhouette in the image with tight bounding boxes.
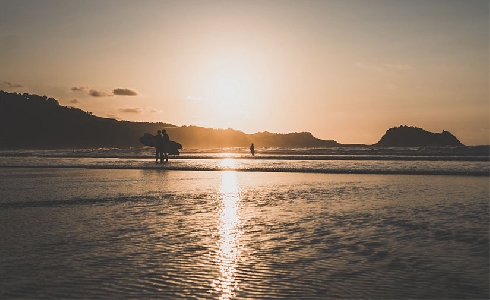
[156,129,170,163]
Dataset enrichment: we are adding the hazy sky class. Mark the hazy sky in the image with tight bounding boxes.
[1,0,488,145]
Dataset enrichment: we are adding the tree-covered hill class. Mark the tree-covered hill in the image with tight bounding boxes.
[0,91,340,149]
[248,131,340,148]
[0,91,176,148]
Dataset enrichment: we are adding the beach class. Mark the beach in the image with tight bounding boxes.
[1,162,488,299]
[3,0,489,298]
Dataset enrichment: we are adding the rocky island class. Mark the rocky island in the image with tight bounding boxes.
[375,125,464,147]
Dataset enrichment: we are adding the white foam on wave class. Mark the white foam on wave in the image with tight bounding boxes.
[0,155,488,176]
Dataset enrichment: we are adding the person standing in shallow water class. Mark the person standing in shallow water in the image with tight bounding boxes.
[162,129,170,162]
[250,143,255,156]
[155,130,164,163]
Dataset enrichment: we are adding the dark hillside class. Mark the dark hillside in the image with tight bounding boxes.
[0,91,340,149]
[0,91,175,148]
[249,131,340,148]
[166,126,251,148]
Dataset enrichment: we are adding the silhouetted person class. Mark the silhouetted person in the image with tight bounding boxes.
[250,143,255,156]
[155,130,164,163]
[162,129,170,162]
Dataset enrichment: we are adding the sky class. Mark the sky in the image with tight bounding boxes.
[1,0,488,145]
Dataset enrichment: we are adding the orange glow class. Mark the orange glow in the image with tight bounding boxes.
[1,1,488,145]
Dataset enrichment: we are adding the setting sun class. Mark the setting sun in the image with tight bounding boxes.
[209,71,250,115]
[184,60,263,131]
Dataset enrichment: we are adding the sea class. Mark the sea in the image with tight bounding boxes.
[0,147,488,299]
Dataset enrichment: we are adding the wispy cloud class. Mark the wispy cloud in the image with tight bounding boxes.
[148,107,162,113]
[186,95,203,101]
[70,99,81,104]
[113,88,138,96]
[71,86,88,91]
[72,86,138,97]
[356,62,413,73]
[89,89,112,97]
[118,107,143,113]
[4,81,24,88]
[386,82,398,91]
[355,62,365,68]
[384,63,413,71]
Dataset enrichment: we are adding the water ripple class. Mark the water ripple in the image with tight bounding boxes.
[0,170,488,299]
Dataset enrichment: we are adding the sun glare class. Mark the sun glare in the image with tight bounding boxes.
[212,171,242,300]
[219,83,237,100]
[220,158,236,169]
[203,66,259,123]
[180,50,267,131]
[211,72,244,101]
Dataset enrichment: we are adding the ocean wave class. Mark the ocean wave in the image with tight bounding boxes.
[1,146,488,161]
[1,152,488,176]
[1,164,488,177]
[0,153,488,162]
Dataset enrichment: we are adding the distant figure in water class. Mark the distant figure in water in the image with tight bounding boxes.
[162,129,170,162]
[155,130,164,163]
[250,143,255,156]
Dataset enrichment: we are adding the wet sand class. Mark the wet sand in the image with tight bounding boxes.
[1,168,488,299]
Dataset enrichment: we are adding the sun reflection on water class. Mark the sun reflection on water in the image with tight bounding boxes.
[212,171,242,300]
[220,157,236,169]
